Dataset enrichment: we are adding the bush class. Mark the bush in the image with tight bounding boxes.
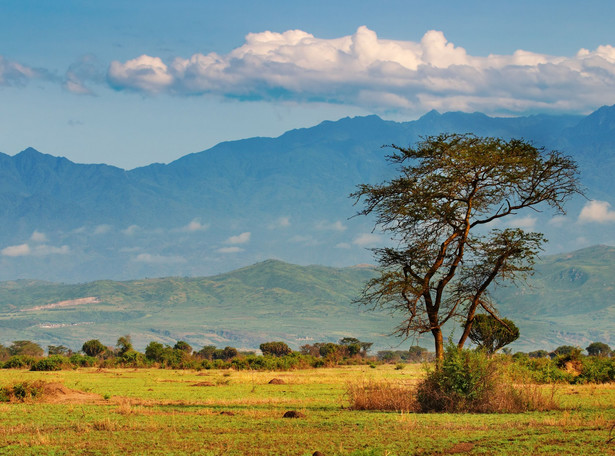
[3,355,38,369]
[69,354,97,367]
[0,381,43,402]
[416,343,558,413]
[30,355,67,371]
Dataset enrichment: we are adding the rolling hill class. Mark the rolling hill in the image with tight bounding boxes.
[1,245,614,353]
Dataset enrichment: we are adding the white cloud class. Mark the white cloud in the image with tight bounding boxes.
[1,243,69,257]
[506,215,537,230]
[578,200,615,223]
[335,242,351,249]
[106,26,615,114]
[353,233,382,247]
[108,55,174,93]
[122,225,140,235]
[93,224,112,235]
[181,219,210,232]
[133,253,185,264]
[225,232,251,244]
[1,243,31,257]
[316,220,347,232]
[30,231,47,243]
[216,246,244,254]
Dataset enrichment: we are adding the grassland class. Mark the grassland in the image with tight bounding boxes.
[1,365,614,455]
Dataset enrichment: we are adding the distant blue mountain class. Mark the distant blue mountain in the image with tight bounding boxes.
[0,107,613,282]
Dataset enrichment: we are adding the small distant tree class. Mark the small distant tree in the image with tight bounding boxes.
[586,342,611,357]
[552,345,579,358]
[9,340,44,357]
[299,344,321,357]
[260,341,292,357]
[82,339,106,357]
[196,345,217,360]
[213,346,238,360]
[528,350,549,358]
[407,345,429,362]
[48,345,71,356]
[116,335,133,356]
[173,341,193,354]
[145,341,166,362]
[467,314,519,355]
[339,337,373,357]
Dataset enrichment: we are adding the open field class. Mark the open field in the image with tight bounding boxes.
[1,365,614,455]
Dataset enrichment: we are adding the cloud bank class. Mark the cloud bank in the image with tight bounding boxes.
[107,26,615,114]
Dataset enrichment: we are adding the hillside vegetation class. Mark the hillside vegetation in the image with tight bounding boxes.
[0,246,614,352]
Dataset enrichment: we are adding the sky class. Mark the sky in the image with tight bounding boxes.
[1,1,615,169]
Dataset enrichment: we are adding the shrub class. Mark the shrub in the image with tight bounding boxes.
[3,355,37,369]
[347,379,416,412]
[416,342,558,413]
[30,355,67,371]
[69,354,97,367]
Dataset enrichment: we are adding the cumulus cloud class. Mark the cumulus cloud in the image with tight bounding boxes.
[133,253,185,264]
[180,219,210,232]
[1,243,69,257]
[30,231,47,243]
[107,26,615,114]
[353,233,382,247]
[225,232,251,244]
[578,200,615,223]
[316,220,347,231]
[217,246,244,254]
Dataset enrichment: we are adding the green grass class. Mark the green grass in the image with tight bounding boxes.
[0,366,614,455]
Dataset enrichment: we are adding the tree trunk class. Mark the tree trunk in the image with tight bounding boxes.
[432,327,444,362]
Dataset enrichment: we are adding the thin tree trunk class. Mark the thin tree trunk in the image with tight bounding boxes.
[432,327,444,362]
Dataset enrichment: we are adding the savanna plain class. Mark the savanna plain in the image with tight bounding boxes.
[1,365,614,456]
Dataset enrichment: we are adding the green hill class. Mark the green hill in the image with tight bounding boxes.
[1,246,614,353]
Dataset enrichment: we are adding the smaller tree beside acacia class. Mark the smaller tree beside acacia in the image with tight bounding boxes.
[467,314,519,355]
[352,134,581,360]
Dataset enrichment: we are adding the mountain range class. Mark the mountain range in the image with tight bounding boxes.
[1,106,614,282]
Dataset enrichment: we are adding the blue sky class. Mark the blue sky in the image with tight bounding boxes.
[2,0,615,169]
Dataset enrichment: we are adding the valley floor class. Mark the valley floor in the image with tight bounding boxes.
[0,366,614,455]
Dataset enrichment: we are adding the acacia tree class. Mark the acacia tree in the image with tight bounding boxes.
[352,134,580,360]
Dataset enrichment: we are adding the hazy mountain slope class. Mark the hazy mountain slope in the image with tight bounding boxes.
[0,247,614,353]
[0,107,613,281]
